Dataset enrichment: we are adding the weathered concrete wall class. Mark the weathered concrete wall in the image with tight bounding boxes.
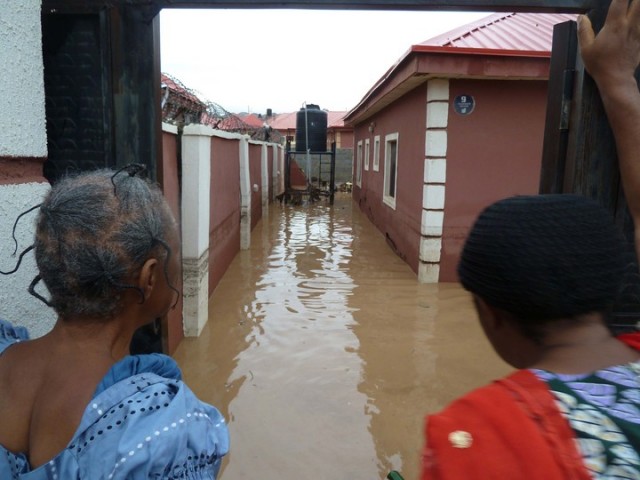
[0,183,55,337]
[0,0,47,158]
[0,0,52,337]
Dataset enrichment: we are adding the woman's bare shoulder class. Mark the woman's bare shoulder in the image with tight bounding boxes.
[0,340,44,457]
[0,338,109,468]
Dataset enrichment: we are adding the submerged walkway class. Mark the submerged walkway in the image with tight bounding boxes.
[174,194,510,480]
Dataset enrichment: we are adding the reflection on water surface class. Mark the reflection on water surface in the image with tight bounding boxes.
[174,195,510,480]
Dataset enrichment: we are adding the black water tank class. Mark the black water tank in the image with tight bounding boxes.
[295,104,327,152]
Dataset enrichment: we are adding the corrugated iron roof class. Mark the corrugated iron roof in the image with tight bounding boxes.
[237,113,267,128]
[419,12,577,52]
[268,112,297,130]
[345,12,578,125]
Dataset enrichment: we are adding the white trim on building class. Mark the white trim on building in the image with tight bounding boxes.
[383,132,399,210]
[419,79,449,283]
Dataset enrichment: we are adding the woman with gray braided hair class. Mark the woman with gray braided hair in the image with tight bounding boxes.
[421,1,640,479]
[0,167,229,479]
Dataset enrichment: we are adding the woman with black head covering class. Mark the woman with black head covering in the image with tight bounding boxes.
[0,168,228,479]
[421,1,640,479]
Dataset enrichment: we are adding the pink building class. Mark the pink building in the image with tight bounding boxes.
[344,12,576,283]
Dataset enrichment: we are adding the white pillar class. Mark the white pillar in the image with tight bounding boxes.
[271,144,279,200]
[239,136,251,250]
[261,144,269,214]
[181,124,213,336]
[419,79,449,283]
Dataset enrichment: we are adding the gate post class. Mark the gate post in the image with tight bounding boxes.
[239,136,251,250]
[181,124,213,336]
[540,2,640,330]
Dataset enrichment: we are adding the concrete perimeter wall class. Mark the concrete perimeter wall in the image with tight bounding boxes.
[178,124,283,338]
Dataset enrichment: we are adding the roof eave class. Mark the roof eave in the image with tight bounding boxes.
[344,48,550,126]
[410,44,551,58]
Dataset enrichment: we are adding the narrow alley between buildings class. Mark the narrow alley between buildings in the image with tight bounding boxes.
[174,194,511,480]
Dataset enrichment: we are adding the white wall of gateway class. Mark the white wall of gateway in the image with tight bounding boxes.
[0,0,55,337]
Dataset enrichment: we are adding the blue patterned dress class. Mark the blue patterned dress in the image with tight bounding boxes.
[0,319,229,479]
[533,364,640,479]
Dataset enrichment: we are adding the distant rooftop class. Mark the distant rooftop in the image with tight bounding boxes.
[268,110,348,130]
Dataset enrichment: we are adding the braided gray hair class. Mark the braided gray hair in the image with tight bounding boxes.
[30,167,178,320]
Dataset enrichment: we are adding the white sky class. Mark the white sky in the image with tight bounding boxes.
[159,9,493,115]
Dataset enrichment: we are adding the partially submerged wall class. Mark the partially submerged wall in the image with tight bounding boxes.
[180,124,282,337]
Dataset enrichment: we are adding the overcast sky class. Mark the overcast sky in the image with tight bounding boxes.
[159,9,492,115]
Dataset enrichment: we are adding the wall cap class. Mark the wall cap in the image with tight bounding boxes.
[182,124,216,137]
[162,123,178,134]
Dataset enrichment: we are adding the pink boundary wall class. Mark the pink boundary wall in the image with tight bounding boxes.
[163,125,283,348]
[209,136,242,296]
[249,143,263,231]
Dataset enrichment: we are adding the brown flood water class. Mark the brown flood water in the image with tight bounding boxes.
[173,194,511,480]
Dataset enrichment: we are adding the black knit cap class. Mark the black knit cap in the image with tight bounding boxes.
[457,194,627,321]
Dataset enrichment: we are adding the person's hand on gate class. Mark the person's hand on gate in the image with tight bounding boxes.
[578,0,640,89]
[578,0,640,258]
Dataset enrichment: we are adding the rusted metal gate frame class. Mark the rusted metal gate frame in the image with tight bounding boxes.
[40,0,608,187]
[44,0,597,13]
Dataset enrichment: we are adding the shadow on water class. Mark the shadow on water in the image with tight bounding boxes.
[173,194,510,480]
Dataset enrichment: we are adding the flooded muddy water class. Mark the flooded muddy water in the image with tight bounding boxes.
[173,194,511,480]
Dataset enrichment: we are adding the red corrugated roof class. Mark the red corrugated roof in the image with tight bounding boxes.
[345,12,577,125]
[268,112,297,130]
[419,12,577,52]
[327,111,347,128]
[237,113,266,128]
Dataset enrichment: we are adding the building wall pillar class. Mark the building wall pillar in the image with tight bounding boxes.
[419,79,449,283]
[181,124,213,336]
[261,144,269,215]
[239,136,251,250]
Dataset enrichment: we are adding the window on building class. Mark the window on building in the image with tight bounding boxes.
[356,140,363,187]
[373,135,380,172]
[364,138,370,171]
[383,133,399,209]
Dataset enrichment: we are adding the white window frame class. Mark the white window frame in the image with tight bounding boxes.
[373,135,380,172]
[383,133,399,209]
[364,138,370,171]
[356,140,363,187]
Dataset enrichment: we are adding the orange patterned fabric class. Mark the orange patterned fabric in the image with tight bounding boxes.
[422,334,640,479]
[422,369,592,480]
